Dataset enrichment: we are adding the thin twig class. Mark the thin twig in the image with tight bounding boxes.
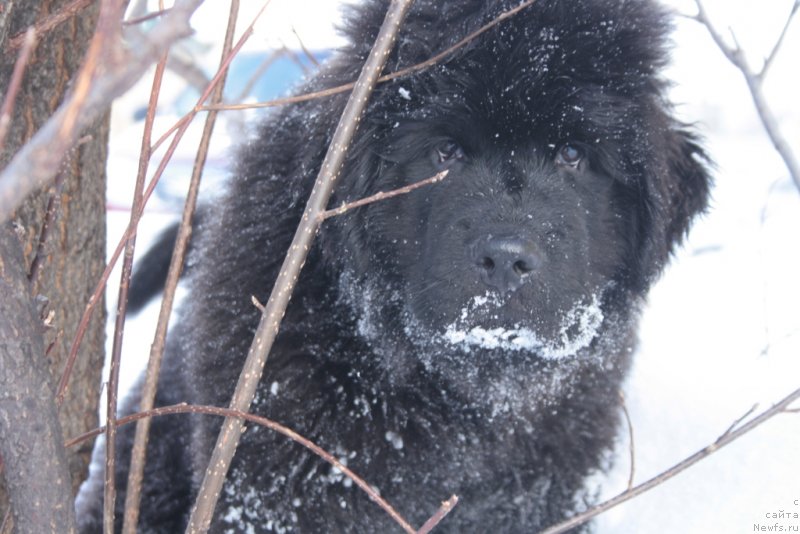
[103,137,140,532]
[125,0,149,21]
[150,114,193,153]
[539,386,800,534]
[186,2,416,531]
[719,403,759,439]
[0,28,36,154]
[251,295,266,312]
[5,0,91,51]
[201,0,540,112]
[0,0,205,222]
[122,11,212,95]
[234,48,285,103]
[281,43,311,76]
[64,403,419,534]
[618,391,636,491]
[55,2,257,407]
[123,8,172,27]
[102,3,155,528]
[761,1,799,79]
[122,2,244,532]
[291,27,320,67]
[318,170,448,221]
[55,105,183,407]
[693,0,800,193]
[57,0,123,157]
[416,496,459,534]
[166,55,212,95]
[116,22,170,534]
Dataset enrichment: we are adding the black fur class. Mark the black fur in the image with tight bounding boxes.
[126,223,179,313]
[78,0,711,532]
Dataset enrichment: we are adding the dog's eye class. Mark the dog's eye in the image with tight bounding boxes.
[434,140,465,167]
[556,144,584,168]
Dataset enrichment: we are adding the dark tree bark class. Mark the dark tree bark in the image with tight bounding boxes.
[0,0,107,526]
[0,223,78,533]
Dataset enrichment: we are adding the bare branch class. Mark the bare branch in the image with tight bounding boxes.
[4,0,91,51]
[109,27,173,534]
[539,386,800,534]
[761,0,799,79]
[291,26,321,68]
[123,8,173,27]
[0,0,205,222]
[186,1,417,531]
[0,28,36,154]
[693,0,800,193]
[165,54,213,95]
[64,403,422,534]
[55,4,258,407]
[416,496,459,534]
[719,403,759,439]
[281,43,312,76]
[150,114,193,153]
[122,13,212,95]
[101,3,163,523]
[125,0,150,21]
[122,2,244,532]
[0,224,77,533]
[234,48,285,103]
[618,391,636,491]
[56,92,182,409]
[319,170,449,221]
[251,295,266,312]
[201,0,540,112]
[104,125,143,533]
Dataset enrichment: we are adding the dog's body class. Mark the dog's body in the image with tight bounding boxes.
[78,1,710,532]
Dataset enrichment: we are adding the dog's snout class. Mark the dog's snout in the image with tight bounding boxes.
[472,235,541,293]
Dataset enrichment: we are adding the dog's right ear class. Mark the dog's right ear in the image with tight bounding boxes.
[663,128,713,247]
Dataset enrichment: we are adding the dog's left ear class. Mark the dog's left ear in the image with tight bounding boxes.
[661,127,712,251]
[637,125,712,289]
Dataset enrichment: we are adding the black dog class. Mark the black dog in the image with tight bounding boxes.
[78,0,711,532]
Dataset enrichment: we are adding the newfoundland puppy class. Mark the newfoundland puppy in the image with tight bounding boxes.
[78,0,711,532]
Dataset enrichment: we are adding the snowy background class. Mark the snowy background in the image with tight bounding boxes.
[103,1,800,532]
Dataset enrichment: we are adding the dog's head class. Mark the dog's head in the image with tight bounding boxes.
[320,0,711,400]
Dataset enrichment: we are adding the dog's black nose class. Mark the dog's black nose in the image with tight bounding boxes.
[473,235,541,293]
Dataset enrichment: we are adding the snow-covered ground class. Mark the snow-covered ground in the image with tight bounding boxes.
[596,2,800,532]
[104,1,800,532]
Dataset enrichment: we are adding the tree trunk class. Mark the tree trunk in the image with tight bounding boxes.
[0,0,107,526]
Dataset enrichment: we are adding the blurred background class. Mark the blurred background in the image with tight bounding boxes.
[104,1,800,532]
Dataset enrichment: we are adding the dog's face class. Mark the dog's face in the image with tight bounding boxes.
[367,118,627,344]
[321,0,710,405]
